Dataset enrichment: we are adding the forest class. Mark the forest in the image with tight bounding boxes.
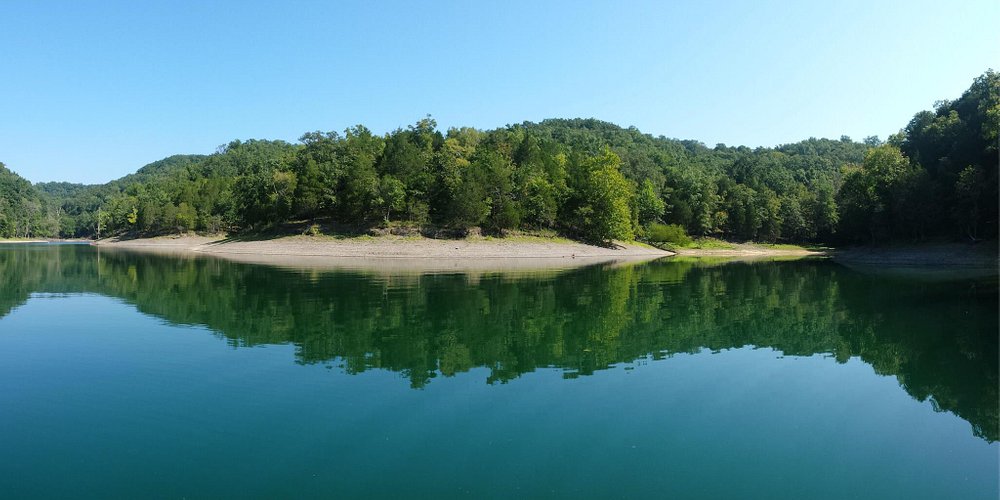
[1,70,996,245]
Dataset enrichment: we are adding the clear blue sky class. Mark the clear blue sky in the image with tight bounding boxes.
[1,0,997,184]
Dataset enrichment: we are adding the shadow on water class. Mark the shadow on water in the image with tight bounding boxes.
[1,243,997,442]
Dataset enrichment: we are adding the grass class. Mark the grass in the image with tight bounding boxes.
[656,237,829,254]
[760,242,808,250]
[680,237,737,250]
[761,242,833,252]
[473,233,577,245]
[623,240,662,250]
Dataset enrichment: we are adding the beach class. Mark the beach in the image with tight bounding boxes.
[92,234,674,272]
[96,234,668,257]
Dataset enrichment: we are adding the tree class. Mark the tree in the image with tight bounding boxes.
[722,183,759,240]
[835,145,914,242]
[175,202,197,233]
[756,188,782,242]
[566,148,635,243]
[954,165,986,240]
[294,131,342,217]
[521,175,558,229]
[635,179,666,226]
[469,151,520,234]
[430,133,479,227]
[378,176,406,223]
[339,126,385,222]
[811,179,839,239]
[379,118,442,223]
[228,140,298,229]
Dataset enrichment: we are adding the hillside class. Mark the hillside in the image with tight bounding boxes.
[5,71,996,245]
[0,163,58,238]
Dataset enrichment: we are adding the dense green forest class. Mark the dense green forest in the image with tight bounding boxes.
[0,163,62,238]
[3,71,996,244]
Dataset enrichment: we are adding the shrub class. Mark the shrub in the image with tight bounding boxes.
[647,223,692,246]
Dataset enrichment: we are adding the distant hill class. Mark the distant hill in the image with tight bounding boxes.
[7,70,997,244]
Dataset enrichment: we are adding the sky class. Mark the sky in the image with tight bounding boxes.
[1,0,997,184]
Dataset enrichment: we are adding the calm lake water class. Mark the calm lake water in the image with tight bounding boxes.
[0,243,996,499]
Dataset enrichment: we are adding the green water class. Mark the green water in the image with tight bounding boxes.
[0,244,996,499]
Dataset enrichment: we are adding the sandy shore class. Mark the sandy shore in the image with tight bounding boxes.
[91,235,839,271]
[94,234,672,272]
[97,234,669,257]
[84,235,999,275]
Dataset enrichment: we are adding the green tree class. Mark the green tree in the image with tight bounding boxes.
[954,165,986,240]
[469,151,520,234]
[635,179,666,226]
[378,175,406,223]
[566,148,635,243]
[228,140,298,229]
[294,131,342,217]
[339,126,385,222]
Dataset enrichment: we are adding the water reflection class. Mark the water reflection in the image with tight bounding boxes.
[0,243,996,441]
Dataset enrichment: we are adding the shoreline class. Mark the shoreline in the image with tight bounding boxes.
[95,234,672,258]
[832,242,997,267]
[93,234,831,259]
[89,235,997,273]
[671,246,824,258]
[830,243,997,280]
[93,234,674,272]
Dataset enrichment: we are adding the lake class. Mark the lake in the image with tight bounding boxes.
[0,243,996,498]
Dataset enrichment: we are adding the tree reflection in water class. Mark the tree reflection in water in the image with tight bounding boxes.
[0,243,996,441]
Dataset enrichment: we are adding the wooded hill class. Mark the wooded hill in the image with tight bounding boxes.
[3,70,996,245]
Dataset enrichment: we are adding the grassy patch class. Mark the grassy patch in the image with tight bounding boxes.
[683,237,737,250]
[472,232,577,244]
[762,242,832,252]
[623,240,662,250]
[760,242,807,250]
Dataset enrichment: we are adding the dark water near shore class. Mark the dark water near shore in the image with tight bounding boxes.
[0,244,996,498]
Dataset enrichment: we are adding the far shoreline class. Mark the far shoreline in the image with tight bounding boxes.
[671,246,824,258]
[831,242,997,272]
[92,234,674,272]
[85,234,998,274]
[94,234,671,257]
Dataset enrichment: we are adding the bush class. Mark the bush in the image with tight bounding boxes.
[647,223,692,246]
